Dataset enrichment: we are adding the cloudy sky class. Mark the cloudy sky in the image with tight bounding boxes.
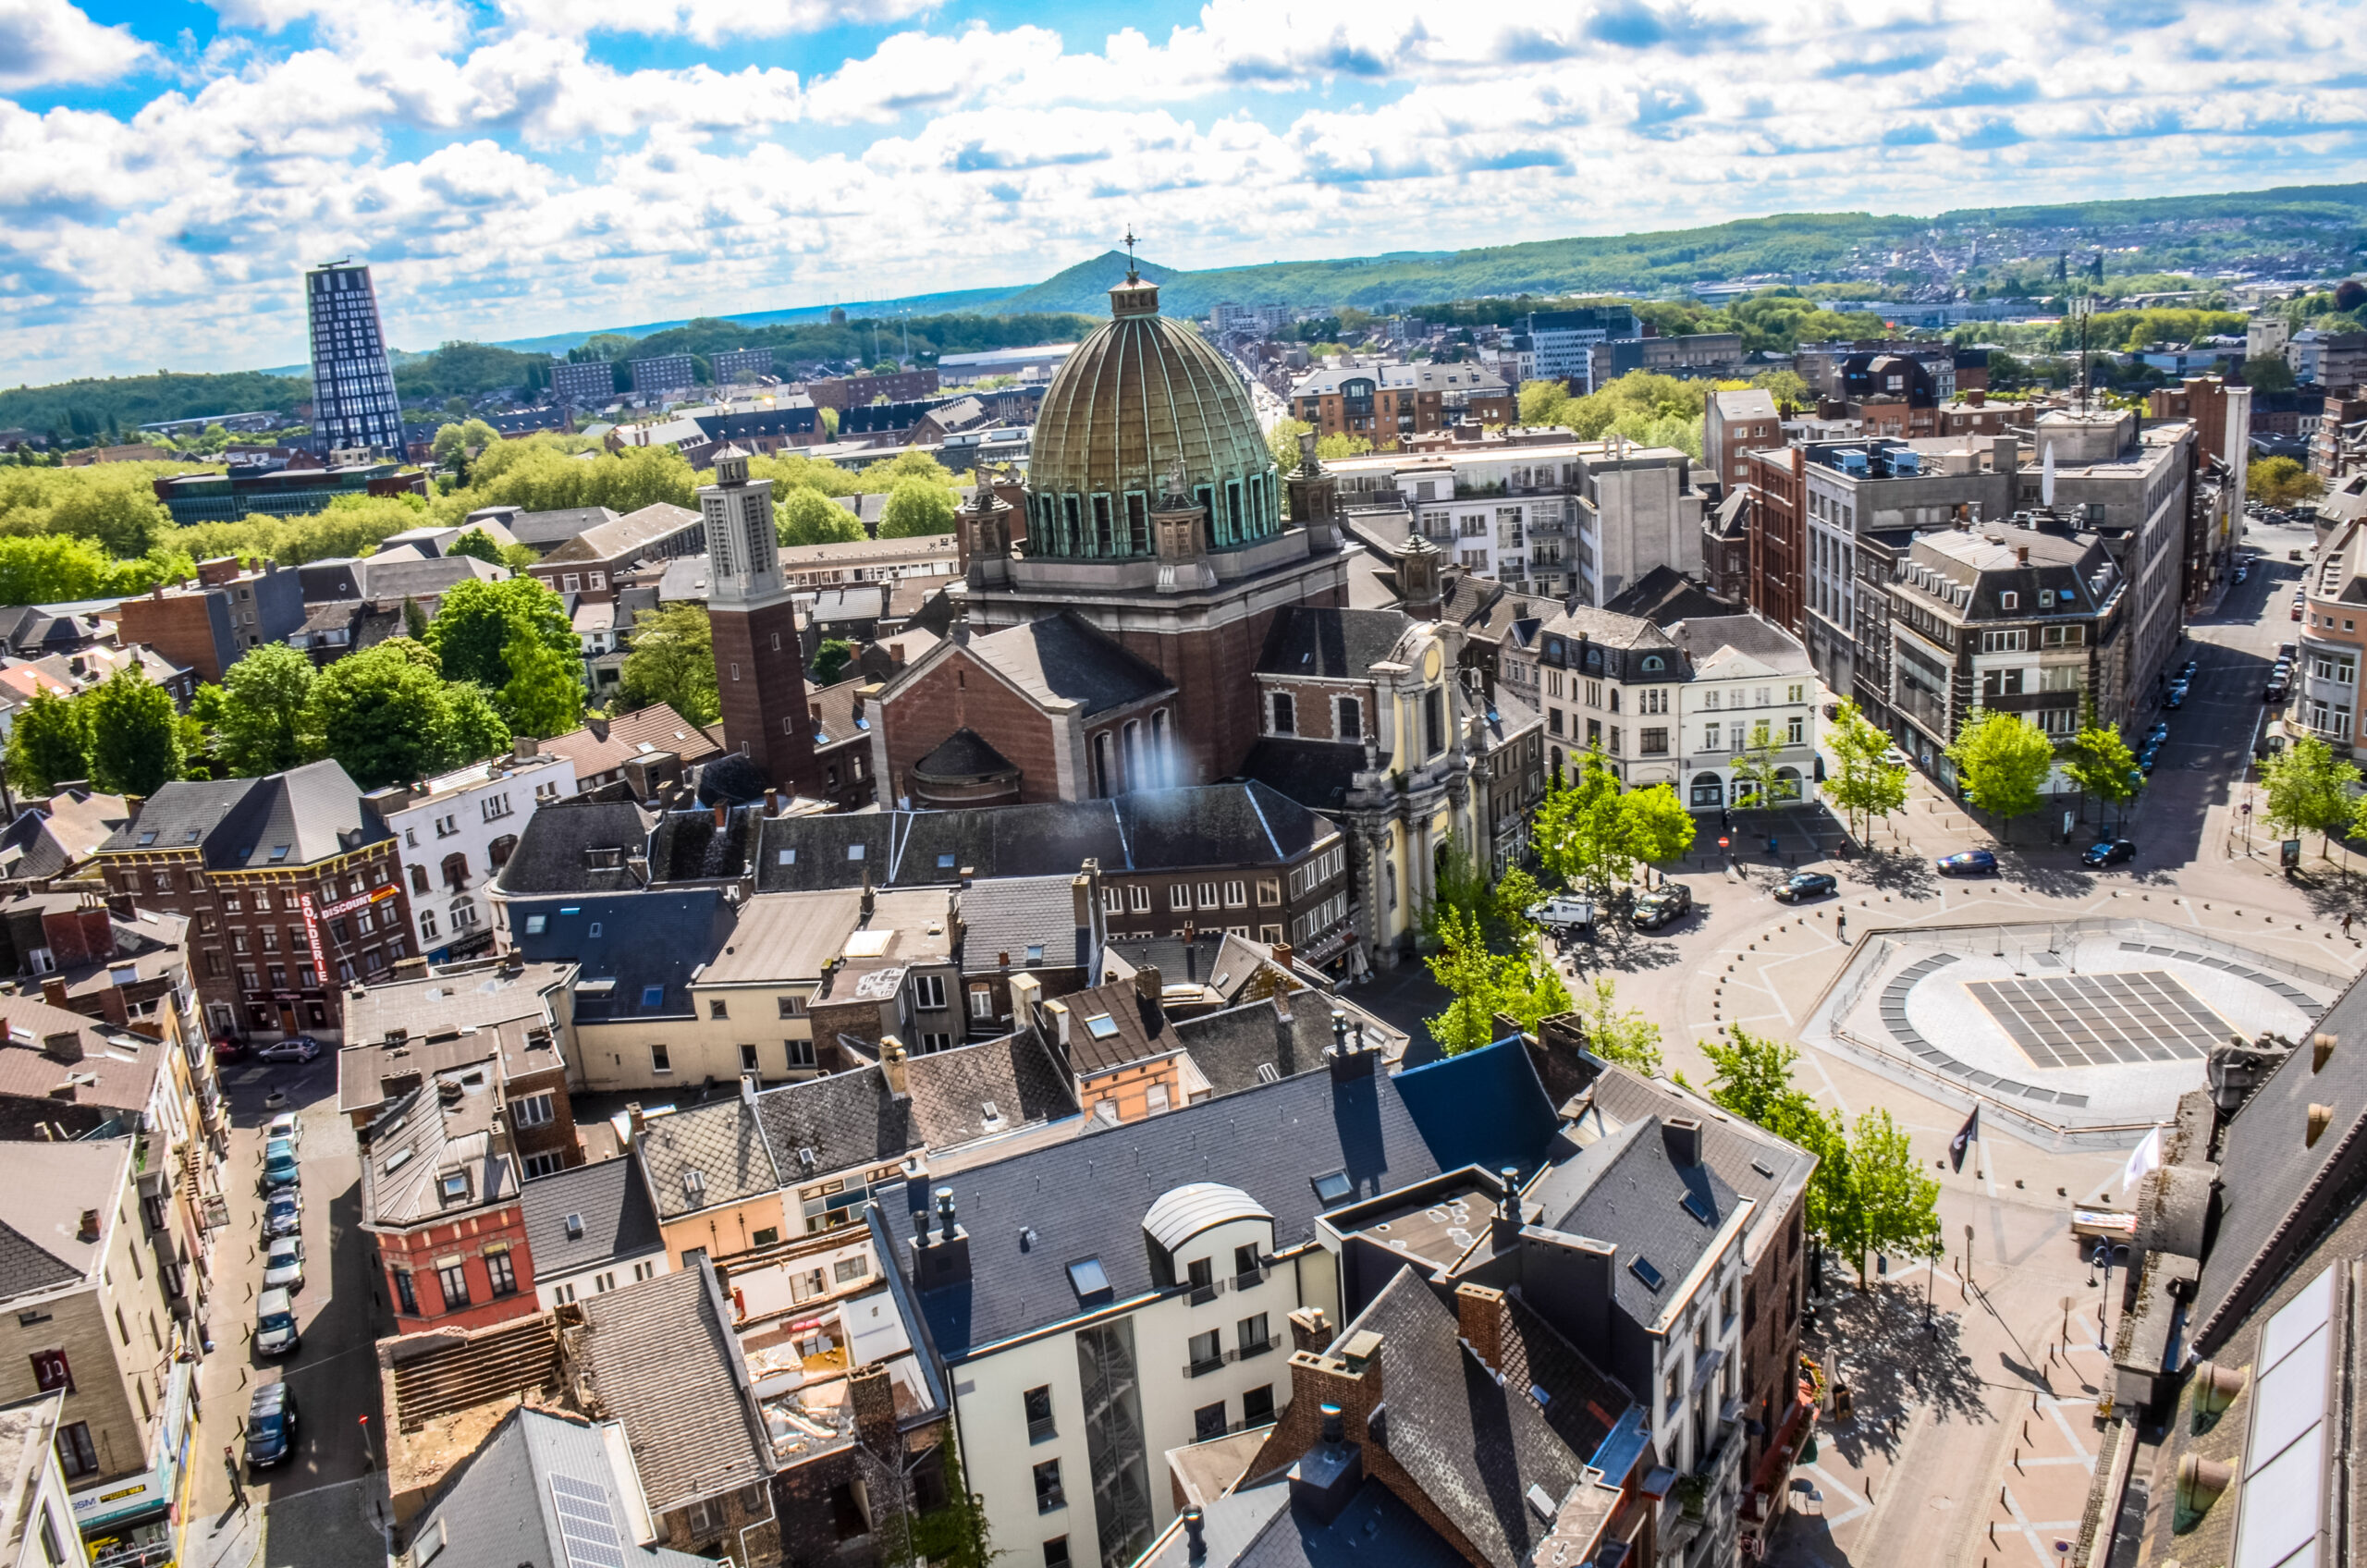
[3,0,2361,383]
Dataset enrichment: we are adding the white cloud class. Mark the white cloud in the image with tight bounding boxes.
[1,0,2364,382]
[0,0,151,91]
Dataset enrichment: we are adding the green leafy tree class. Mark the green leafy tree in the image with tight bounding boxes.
[1829,1108,1944,1290]
[211,643,319,777]
[498,621,585,739]
[813,638,854,686]
[402,597,429,640]
[2061,718,2139,830]
[1502,942,1575,1035]
[779,487,865,548]
[617,604,719,725]
[1729,727,1787,811]
[2262,734,2361,859]
[2250,455,2325,508]
[447,528,506,565]
[424,577,576,692]
[1423,907,1517,1057]
[1703,1026,1846,1238]
[1573,974,1662,1075]
[305,641,463,790]
[1530,753,1695,893]
[5,688,89,793]
[1621,782,1698,869]
[82,668,183,796]
[1945,708,2056,841]
[443,681,514,766]
[2241,355,2298,394]
[1266,418,1315,472]
[1822,700,1907,840]
[430,419,498,472]
[880,478,957,538]
[1423,839,1544,949]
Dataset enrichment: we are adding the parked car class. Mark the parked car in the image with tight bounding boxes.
[2279,643,2299,660]
[2178,659,2199,682]
[2138,747,2161,773]
[261,1138,300,1191]
[255,1037,321,1065]
[244,1382,299,1470]
[262,1191,300,1240]
[2165,684,2189,709]
[263,1236,304,1293]
[2266,675,2292,703]
[2294,595,2307,619]
[1632,883,1694,929]
[254,1288,300,1357]
[2234,564,2250,584]
[1936,851,1997,876]
[1882,746,1911,768]
[2145,719,2169,741]
[1773,872,1838,904]
[1525,894,1596,938]
[2082,839,2138,867]
[212,1038,245,1064]
[265,1111,302,1148]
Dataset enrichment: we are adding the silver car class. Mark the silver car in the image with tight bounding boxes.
[263,1236,304,1293]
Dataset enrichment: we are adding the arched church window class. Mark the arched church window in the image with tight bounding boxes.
[1093,732,1113,798]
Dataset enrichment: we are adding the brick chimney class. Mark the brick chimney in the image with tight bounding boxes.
[880,1035,909,1099]
[1456,1282,1506,1373]
[848,1361,899,1458]
[1288,1305,1334,1355]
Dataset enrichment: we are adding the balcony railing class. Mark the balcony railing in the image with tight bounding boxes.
[1035,1485,1065,1514]
[1236,1336,1276,1361]
[1027,1416,1057,1443]
[1184,1354,1226,1379]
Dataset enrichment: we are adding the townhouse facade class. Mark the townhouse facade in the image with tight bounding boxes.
[369,746,578,964]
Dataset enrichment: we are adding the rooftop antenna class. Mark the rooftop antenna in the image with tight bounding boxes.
[1122,227,1142,285]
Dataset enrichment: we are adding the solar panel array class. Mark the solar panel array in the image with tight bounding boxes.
[550,1473,627,1568]
[1965,971,2226,1071]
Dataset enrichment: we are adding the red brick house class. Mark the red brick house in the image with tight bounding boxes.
[360,1065,539,1330]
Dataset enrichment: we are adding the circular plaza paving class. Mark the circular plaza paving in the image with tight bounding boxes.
[1803,918,2347,1143]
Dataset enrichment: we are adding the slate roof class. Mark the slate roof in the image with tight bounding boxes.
[509,889,730,1024]
[0,1140,125,1301]
[1238,739,1365,815]
[637,1098,780,1222]
[343,962,569,1044]
[0,790,129,880]
[1531,1116,1741,1328]
[491,802,653,897]
[1173,995,1333,1097]
[540,705,721,781]
[647,802,756,883]
[576,1267,770,1513]
[901,1033,1076,1149]
[1663,612,1814,674]
[1536,606,1675,655]
[1133,1473,1466,1568]
[1601,566,1743,627]
[356,557,507,602]
[1254,606,1414,679]
[959,613,1173,718]
[1586,1065,1817,1266]
[891,1047,1557,1358]
[520,1156,666,1279]
[959,875,1084,974]
[543,504,704,567]
[100,760,387,869]
[0,1000,168,1115]
[753,1069,914,1186]
[1051,979,1186,1077]
[696,890,865,986]
[1394,1035,1569,1178]
[359,1075,521,1230]
[751,785,1334,893]
[1343,1268,1593,1565]
[405,1405,710,1568]
[913,729,1015,780]
[2191,971,2366,1344]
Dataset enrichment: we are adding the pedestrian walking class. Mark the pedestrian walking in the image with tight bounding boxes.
[1836,913,1847,943]
[2346,912,2354,939]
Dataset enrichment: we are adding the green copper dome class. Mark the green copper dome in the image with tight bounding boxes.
[1025,276,1281,560]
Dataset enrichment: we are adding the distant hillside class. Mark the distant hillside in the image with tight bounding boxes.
[990,251,1189,316]
[486,284,1024,357]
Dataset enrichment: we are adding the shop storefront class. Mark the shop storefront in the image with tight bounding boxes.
[73,1361,194,1568]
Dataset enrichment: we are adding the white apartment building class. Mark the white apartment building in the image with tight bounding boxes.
[1325,433,1703,605]
[1501,606,1819,812]
[370,747,578,963]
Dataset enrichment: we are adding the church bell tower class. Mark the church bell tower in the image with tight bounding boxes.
[701,446,816,788]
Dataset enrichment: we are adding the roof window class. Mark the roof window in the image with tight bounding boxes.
[1629,1256,1665,1292]
[1025,944,1043,963]
[1067,1256,1110,1300]
[1311,1170,1353,1205]
[641,985,664,1008]
[137,831,156,847]
[847,843,865,861]
[269,845,289,863]
[683,1170,705,1201]
[439,1171,470,1205]
[938,853,956,869]
[1681,1192,1715,1226]
[564,1213,583,1239]
[1085,1014,1119,1041]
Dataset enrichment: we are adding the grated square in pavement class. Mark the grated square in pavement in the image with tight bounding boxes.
[1964,970,2228,1071]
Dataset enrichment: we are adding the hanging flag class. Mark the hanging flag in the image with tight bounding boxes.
[1949,1107,1980,1172]
[2121,1125,2165,1194]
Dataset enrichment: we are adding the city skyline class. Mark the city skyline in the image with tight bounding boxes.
[1,0,2362,384]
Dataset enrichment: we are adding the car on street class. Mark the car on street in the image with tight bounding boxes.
[2082,839,2138,867]
[261,1138,300,1190]
[1936,850,1997,876]
[2165,683,2189,709]
[2234,564,2250,584]
[2179,659,2199,681]
[2145,720,2169,742]
[2279,643,2300,661]
[212,1038,244,1064]
[1772,872,1839,904]
[2125,767,2147,793]
[254,1287,300,1357]
[262,1235,304,1292]
[2267,673,2292,703]
[255,1037,322,1065]
[262,1191,300,1239]
[266,1111,301,1148]
[1524,895,1596,938]
[244,1382,299,1471]
[1882,746,1911,768]
[1632,883,1694,929]
[2294,594,2307,619]
[2138,747,2161,773]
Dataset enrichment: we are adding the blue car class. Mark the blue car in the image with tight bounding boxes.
[2165,685,2189,709]
[262,1138,300,1190]
[2145,721,2169,744]
[2083,839,2137,867]
[1936,851,1997,876]
[2138,748,2161,773]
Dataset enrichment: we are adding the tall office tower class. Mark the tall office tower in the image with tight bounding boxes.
[700,446,816,787]
[305,260,404,452]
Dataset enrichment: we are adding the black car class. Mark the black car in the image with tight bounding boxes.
[245,1381,298,1470]
[2082,839,2137,867]
[1772,872,1838,904]
[1632,883,1694,929]
[2266,675,2292,703]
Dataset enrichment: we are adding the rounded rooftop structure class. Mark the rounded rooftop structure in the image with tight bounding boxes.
[1025,274,1282,561]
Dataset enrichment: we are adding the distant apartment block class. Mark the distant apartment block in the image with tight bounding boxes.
[151,462,424,525]
[550,360,619,408]
[1289,362,1512,443]
[800,368,940,410]
[708,348,775,385]
[112,557,306,684]
[306,260,404,452]
[628,355,698,398]
[1527,306,1642,390]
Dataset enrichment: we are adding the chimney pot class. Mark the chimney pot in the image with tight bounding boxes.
[2315,1034,2338,1072]
[1662,1116,1703,1167]
[2309,1103,2335,1147]
[1318,1403,1343,1445]
[936,1185,957,1241]
[1183,1505,1207,1561]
